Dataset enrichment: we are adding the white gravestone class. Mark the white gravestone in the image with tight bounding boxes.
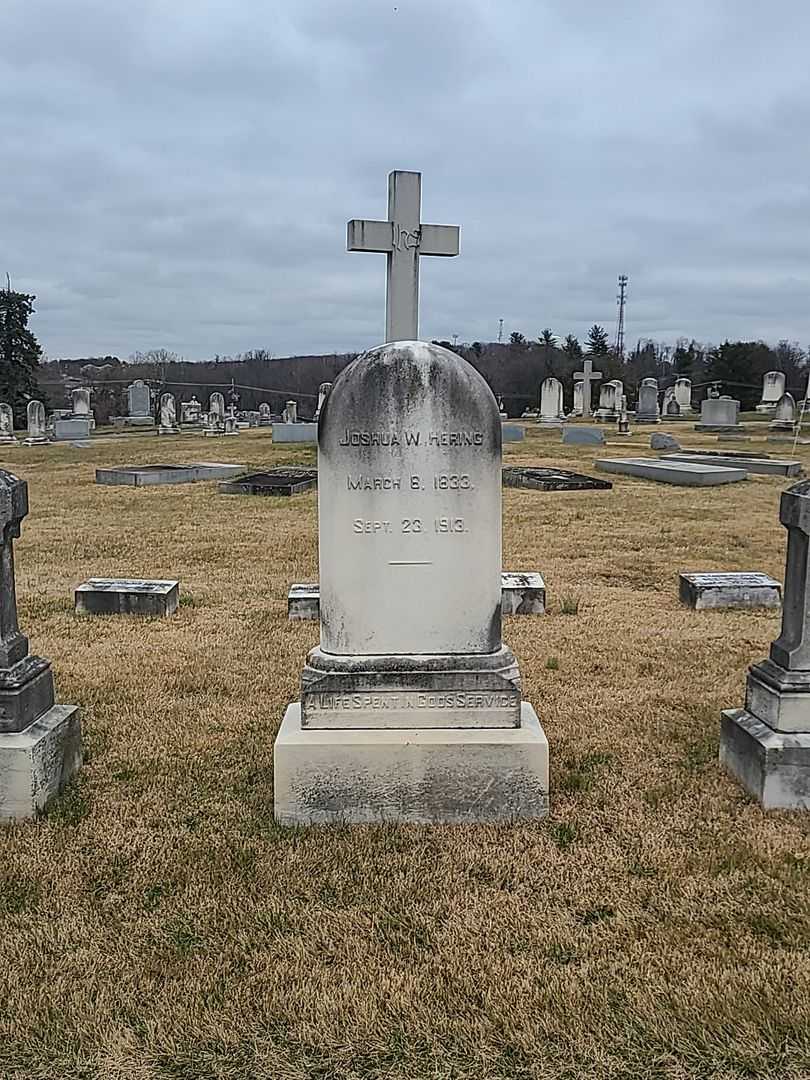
[127,381,152,424]
[158,393,179,434]
[595,379,622,422]
[770,392,796,432]
[573,360,602,419]
[258,403,272,425]
[757,371,786,412]
[695,396,741,431]
[274,340,548,825]
[71,387,92,418]
[572,380,583,417]
[0,404,17,445]
[205,393,225,436]
[23,401,47,445]
[283,400,298,424]
[674,378,692,413]
[348,171,460,342]
[538,377,565,424]
[314,383,332,421]
[635,378,660,422]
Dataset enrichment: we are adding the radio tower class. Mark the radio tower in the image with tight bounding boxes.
[498,318,504,344]
[615,274,628,360]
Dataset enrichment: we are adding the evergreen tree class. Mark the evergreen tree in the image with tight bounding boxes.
[509,331,526,346]
[538,329,556,348]
[562,334,583,361]
[0,284,42,423]
[586,324,610,355]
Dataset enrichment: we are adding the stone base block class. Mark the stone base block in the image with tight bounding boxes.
[694,424,744,433]
[720,708,810,809]
[0,705,82,822]
[0,656,55,734]
[501,572,546,614]
[745,660,810,732]
[596,457,747,486]
[22,437,49,446]
[288,583,319,620]
[271,422,318,443]
[75,578,179,616]
[273,701,549,825]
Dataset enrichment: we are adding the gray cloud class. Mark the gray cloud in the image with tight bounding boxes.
[3,0,810,359]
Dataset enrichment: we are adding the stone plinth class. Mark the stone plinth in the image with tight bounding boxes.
[695,397,742,432]
[219,470,317,496]
[271,422,318,443]
[274,340,547,824]
[75,579,179,617]
[52,418,91,441]
[596,457,747,486]
[288,584,320,621]
[720,479,810,807]
[679,572,782,611]
[0,470,81,821]
[274,702,549,825]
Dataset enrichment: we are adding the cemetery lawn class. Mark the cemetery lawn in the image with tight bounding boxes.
[2,425,810,1080]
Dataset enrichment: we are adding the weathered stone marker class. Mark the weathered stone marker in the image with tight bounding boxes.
[75,579,179,617]
[679,572,782,611]
[347,171,460,342]
[0,470,81,821]
[720,480,810,807]
[274,340,548,824]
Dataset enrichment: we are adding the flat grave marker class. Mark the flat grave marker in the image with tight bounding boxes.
[595,457,747,487]
[502,466,611,491]
[679,572,782,611]
[219,469,318,496]
[562,426,605,446]
[96,462,246,486]
[663,453,801,478]
[75,579,180,617]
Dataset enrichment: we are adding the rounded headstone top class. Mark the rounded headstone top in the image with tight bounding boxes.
[0,470,29,537]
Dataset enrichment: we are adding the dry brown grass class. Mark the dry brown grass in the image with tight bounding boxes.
[1,424,809,1080]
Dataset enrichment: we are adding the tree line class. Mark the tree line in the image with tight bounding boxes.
[2,285,808,424]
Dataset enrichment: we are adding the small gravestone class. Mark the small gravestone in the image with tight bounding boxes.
[674,377,693,413]
[770,392,796,433]
[289,571,548,621]
[502,466,611,491]
[158,393,180,434]
[0,404,17,445]
[271,421,318,443]
[75,579,179,617]
[274,340,548,824]
[502,423,525,442]
[127,381,153,426]
[0,470,81,821]
[204,393,226,436]
[219,469,317,496]
[616,394,631,435]
[539,378,565,424]
[720,480,810,807]
[650,432,681,451]
[596,457,747,486]
[562,426,605,446]
[679,572,782,611]
[663,453,801,477]
[501,573,546,615]
[635,379,660,422]
[756,371,786,413]
[23,401,48,446]
[695,397,742,432]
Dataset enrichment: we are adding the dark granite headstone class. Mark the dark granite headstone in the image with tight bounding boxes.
[219,468,318,496]
[502,467,612,492]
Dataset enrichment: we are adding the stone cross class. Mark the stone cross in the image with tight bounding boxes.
[574,359,603,419]
[0,470,29,669]
[347,170,460,342]
[770,480,810,670]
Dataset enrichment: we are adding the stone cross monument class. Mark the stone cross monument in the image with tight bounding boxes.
[721,478,810,807]
[574,359,603,419]
[0,470,81,820]
[274,340,548,825]
[347,171,460,342]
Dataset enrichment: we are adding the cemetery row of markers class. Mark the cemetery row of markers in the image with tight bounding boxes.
[1,365,803,448]
[2,340,810,826]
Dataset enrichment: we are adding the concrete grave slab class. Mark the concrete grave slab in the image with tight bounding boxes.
[562,426,605,446]
[595,457,747,486]
[679,572,782,611]
[664,453,801,477]
[75,579,179,617]
[502,466,612,491]
[720,708,810,809]
[96,462,246,486]
[502,424,525,442]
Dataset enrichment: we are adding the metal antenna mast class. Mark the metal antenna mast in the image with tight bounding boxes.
[498,318,504,344]
[615,274,628,359]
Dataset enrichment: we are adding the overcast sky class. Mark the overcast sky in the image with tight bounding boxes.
[4,0,810,361]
